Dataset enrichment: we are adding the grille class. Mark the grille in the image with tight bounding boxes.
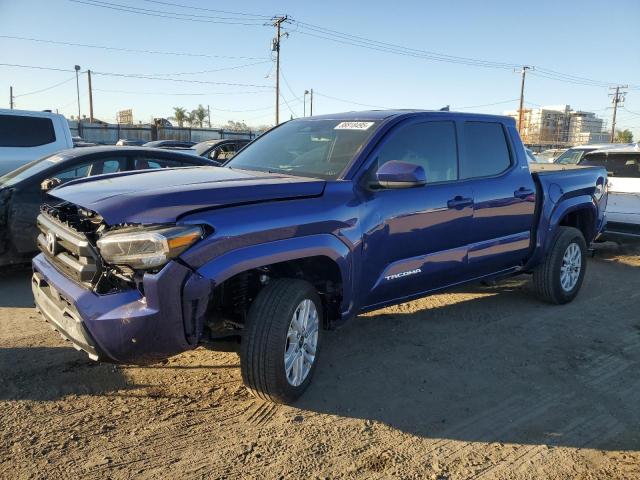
[37,212,100,285]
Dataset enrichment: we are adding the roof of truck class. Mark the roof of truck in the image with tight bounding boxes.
[306,110,515,123]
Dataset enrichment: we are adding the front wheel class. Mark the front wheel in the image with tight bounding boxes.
[240,279,322,404]
[533,226,587,304]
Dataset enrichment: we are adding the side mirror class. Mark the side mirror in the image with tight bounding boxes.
[41,177,63,192]
[376,161,427,188]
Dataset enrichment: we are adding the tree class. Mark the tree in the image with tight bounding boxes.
[194,104,207,128]
[225,120,249,131]
[185,110,197,127]
[615,129,634,143]
[169,107,187,128]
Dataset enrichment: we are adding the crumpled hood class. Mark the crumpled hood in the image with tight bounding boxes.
[49,166,326,225]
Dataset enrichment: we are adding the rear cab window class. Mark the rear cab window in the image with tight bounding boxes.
[0,115,56,147]
[582,153,640,178]
[462,122,512,179]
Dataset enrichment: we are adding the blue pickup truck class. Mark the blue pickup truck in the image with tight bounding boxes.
[32,111,607,403]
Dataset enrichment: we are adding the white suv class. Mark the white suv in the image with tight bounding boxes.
[0,109,74,176]
[581,145,640,238]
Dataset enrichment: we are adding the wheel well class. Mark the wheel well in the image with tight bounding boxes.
[559,208,595,243]
[206,256,343,337]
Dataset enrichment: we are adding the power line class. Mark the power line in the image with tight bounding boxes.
[0,62,274,88]
[0,62,76,73]
[126,60,271,77]
[69,0,268,25]
[0,34,265,60]
[93,88,269,96]
[14,75,77,97]
[286,20,639,90]
[91,70,274,88]
[138,0,273,19]
[292,21,517,70]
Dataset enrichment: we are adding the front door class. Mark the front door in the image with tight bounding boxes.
[358,119,473,309]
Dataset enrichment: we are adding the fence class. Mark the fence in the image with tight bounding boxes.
[69,121,259,145]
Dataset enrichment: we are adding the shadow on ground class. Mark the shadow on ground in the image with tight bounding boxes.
[0,267,34,308]
[298,260,640,452]
[0,346,135,401]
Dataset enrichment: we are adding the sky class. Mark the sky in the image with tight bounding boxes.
[1,0,639,136]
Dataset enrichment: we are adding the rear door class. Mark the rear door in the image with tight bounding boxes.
[459,121,536,277]
[359,118,474,308]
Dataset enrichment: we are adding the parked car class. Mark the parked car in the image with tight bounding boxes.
[0,146,216,266]
[580,145,640,238]
[143,140,196,149]
[555,143,633,165]
[191,139,251,163]
[0,109,74,176]
[72,136,98,148]
[32,111,607,404]
[525,148,541,163]
[538,148,567,162]
[115,138,146,146]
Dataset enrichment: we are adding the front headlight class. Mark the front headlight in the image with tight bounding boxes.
[97,225,204,270]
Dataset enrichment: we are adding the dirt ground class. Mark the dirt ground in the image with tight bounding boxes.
[1,242,639,480]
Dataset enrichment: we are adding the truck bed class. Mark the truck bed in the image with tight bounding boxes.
[529,163,599,174]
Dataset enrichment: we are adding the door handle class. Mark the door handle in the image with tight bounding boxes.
[447,196,473,209]
[514,187,535,199]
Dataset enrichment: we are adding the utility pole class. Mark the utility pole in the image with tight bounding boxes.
[516,66,532,136]
[272,15,288,125]
[9,86,14,109]
[74,65,81,122]
[310,88,313,116]
[303,90,309,117]
[609,85,628,142]
[207,105,211,127]
[87,69,94,123]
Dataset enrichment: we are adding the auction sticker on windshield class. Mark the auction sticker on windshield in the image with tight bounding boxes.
[334,122,375,130]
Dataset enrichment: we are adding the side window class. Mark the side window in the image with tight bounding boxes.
[374,121,458,183]
[91,157,126,175]
[462,122,512,178]
[0,115,56,147]
[134,157,183,170]
[211,144,234,161]
[55,163,91,180]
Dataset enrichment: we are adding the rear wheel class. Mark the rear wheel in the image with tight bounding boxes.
[240,278,322,404]
[533,226,587,304]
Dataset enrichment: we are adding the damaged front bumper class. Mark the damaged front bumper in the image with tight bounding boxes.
[32,253,212,364]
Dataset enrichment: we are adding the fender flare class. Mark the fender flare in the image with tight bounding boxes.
[195,234,354,317]
[543,195,597,252]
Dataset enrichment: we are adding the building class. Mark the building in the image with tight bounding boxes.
[504,105,608,147]
[567,111,608,144]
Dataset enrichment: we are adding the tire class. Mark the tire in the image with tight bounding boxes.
[533,226,587,304]
[240,278,323,404]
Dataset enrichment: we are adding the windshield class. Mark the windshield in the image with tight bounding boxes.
[581,153,640,178]
[194,141,220,156]
[555,148,591,165]
[226,119,381,179]
[0,153,69,187]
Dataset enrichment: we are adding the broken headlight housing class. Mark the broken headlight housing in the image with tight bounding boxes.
[97,225,204,270]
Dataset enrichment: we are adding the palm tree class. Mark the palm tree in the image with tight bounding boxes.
[170,107,187,128]
[194,104,207,128]
[185,110,197,127]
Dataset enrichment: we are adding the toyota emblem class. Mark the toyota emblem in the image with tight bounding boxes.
[46,231,58,255]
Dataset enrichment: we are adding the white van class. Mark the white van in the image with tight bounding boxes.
[581,145,640,238]
[0,109,74,176]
